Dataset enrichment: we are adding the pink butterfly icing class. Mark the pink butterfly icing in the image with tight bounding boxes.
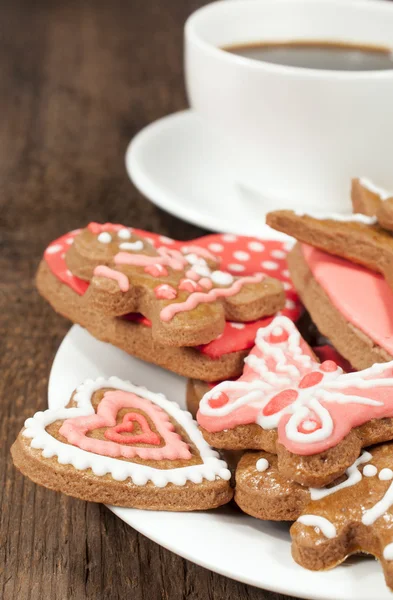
[197,316,393,455]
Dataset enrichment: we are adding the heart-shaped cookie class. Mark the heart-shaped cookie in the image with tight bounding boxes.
[11,376,233,511]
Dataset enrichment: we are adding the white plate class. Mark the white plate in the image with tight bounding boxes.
[48,325,391,600]
[126,110,290,240]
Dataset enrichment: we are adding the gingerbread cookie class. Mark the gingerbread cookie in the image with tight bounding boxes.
[197,316,393,487]
[267,205,393,278]
[352,177,393,232]
[65,223,285,347]
[37,229,301,381]
[11,376,233,511]
[235,444,393,592]
[288,242,393,370]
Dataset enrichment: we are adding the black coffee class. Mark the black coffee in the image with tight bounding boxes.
[223,40,393,71]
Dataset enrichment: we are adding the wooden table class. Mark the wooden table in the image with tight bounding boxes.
[1,1,297,598]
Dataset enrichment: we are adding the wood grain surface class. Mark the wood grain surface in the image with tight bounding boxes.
[0,1,297,598]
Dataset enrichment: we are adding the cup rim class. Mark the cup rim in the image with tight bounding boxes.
[185,0,393,80]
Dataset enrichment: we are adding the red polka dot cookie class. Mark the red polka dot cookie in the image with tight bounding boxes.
[63,223,285,347]
[37,224,301,381]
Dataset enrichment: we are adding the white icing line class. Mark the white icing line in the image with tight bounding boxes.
[359,177,392,201]
[297,515,337,539]
[310,452,372,500]
[294,209,377,225]
[362,480,393,525]
[22,376,231,488]
[119,241,144,251]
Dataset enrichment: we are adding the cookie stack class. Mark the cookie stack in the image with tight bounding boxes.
[12,222,298,511]
[192,178,393,591]
[12,181,393,591]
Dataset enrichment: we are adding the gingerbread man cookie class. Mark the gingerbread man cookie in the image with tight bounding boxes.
[235,444,393,592]
[37,228,300,381]
[11,376,233,511]
[197,316,393,487]
[65,223,285,347]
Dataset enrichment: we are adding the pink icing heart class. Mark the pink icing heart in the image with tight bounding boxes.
[59,390,192,461]
[104,412,161,445]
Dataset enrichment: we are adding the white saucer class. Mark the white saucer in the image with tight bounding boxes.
[126,110,289,239]
[47,324,391,600]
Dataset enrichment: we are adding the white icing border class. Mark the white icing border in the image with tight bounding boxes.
[22,376,231,488]
[294,209,377,225]
[359,177,392,201]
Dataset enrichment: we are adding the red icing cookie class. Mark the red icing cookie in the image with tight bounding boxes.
[44,228,301,358]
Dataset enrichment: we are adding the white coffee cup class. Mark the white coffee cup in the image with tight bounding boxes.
[185,0,393,213]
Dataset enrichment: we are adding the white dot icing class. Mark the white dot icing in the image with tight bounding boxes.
[379,468,393,481]
[248,241,265,252]
[46,244,62,254]
[98,232,112,244]
[261,260,279,270]
[285,299,296,310]
[363,464,378,477]
[230,323,246,330]
[228,263,245,272]
[233,251,250,261]
[185,254,207,267]
[211,271,234,286]
[208,243,224,253]
[221,234,237,242]
[256,458,269,472]
[192,264,211,277]
[271,249,286,259]
[118,228,131,239]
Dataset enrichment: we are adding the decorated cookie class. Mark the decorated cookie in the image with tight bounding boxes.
[288,242,393,370]
[235,444,393,591]
[291,444,393,592]
[64,223,285,347]
[352,177,393,232]
[11,376,233,511]
[186,346,353,418]
[266,207,393,292]
[197,316,393,487]
[36,229,301,381]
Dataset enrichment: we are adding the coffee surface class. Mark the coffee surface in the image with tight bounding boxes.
[223,41,393,71]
